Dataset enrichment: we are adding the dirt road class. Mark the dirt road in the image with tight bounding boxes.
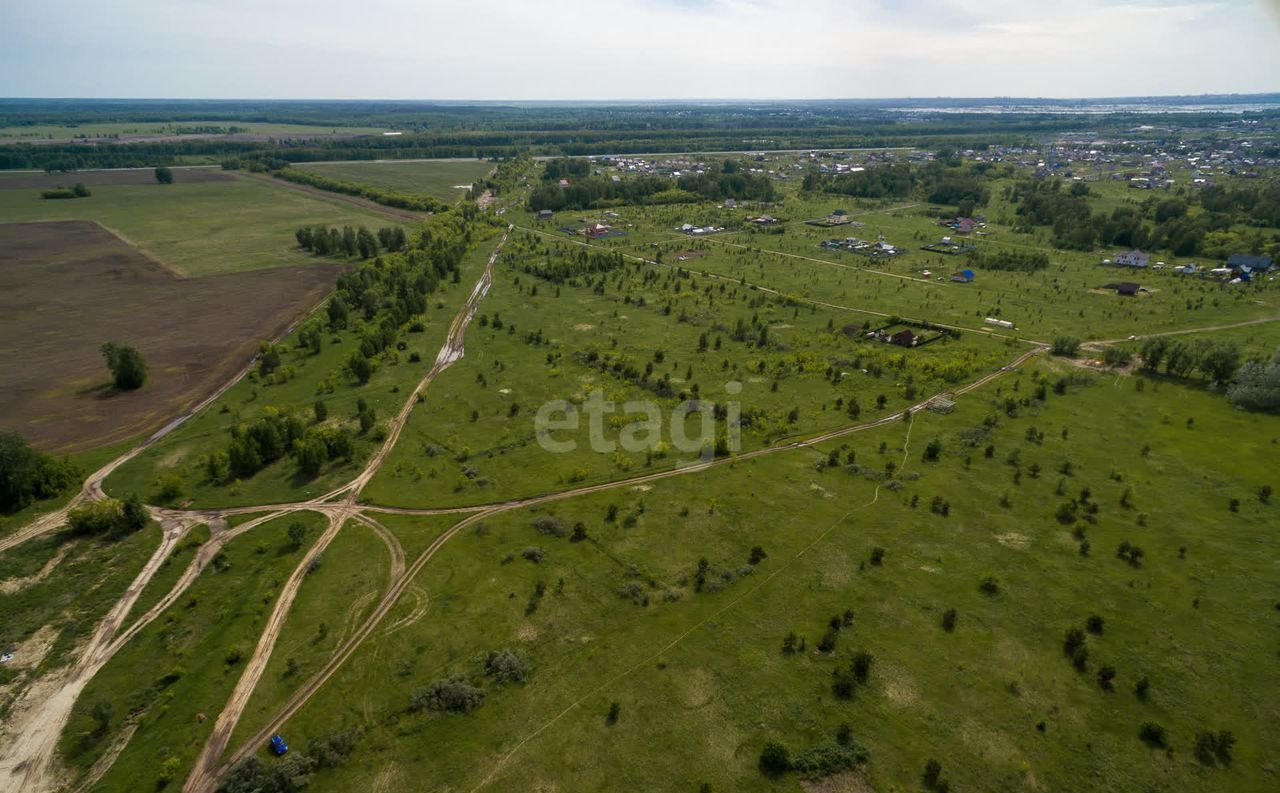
[180,226,511,793]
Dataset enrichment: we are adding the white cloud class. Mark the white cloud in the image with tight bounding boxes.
[1,0,1277,98]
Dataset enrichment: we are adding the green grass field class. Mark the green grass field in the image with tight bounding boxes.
[274,361,1280,793]
[296,160,496,201]
[0,177,410,276]
[226,518,392,751]
[3,152,1278,793]
[363,229,1014,509]
[0,522,161,700]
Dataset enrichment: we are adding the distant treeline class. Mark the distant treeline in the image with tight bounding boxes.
[273,168,444,212]
[0,110,1194,172]
[296,225,407,258]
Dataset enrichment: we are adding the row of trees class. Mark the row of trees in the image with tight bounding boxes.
[272,167,445,212]
[1138,337,1241,383]
[295,225,407,258]
[1140,339,1280,412]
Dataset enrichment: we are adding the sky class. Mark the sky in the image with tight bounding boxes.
[2,0,1279,100]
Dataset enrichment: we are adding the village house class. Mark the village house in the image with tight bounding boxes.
[951,269,976,283]
[1114,250,1150,268]
[888,329,922,347]
[1227,254,1274,274]
[536,209,553,221]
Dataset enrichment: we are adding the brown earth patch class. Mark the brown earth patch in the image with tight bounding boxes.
[0,168,233,190]
[0,220,341,453]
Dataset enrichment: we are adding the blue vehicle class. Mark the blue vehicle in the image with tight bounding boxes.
[270,734,288,756]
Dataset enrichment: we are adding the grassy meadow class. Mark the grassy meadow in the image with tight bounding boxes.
[296,159,496,202]
[364,228,1016,509]
[270,361,1279,793]
[0,176,410,276]
[0,150,1274,793]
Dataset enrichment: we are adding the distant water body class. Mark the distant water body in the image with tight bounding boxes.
[887,100,1280,115]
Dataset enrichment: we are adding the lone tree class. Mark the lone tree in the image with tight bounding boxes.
[154,166,174,184]
[100,342,147,390]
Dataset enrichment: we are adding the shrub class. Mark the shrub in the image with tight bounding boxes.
[410,676,485,714]
[758,741,791,776]
[979,575,1000,595]
[817,627,838,653]
[483,649,530,684]
[869,547,885,566]
[835,723,853,747]
[67,499,127,536]
[521,546,545,563]
[924,759,943,789]
[1139,721,1167,748]
[1194,729,1235,766]
[1135,676,1150,701]
[532,515,566,537]
[306,727,362,769]
[790,740,867,778]
[851,651,873,683]
[941,608,957,632]
[1086,615,1105,635]
[1063,628,1086,657]
[1051,336,1082,357]
[1097,665,1116,691]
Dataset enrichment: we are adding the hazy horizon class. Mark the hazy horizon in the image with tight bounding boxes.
[4,1,1280,101]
